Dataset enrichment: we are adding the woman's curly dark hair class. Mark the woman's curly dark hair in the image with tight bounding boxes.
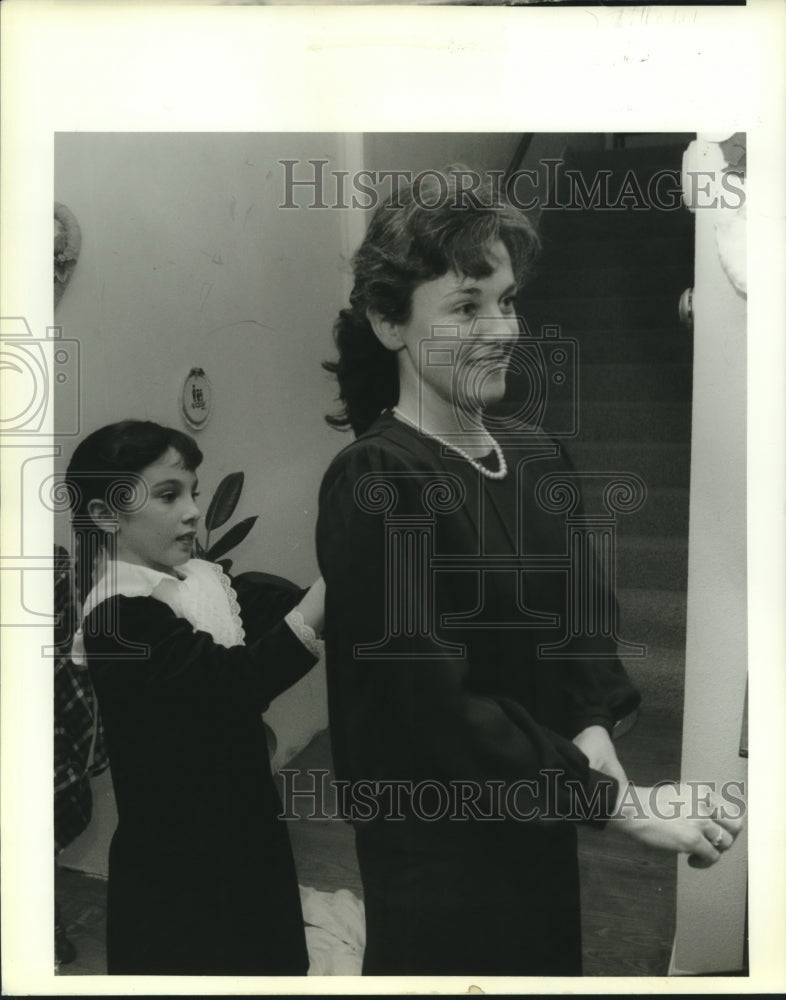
[323,164,540,437]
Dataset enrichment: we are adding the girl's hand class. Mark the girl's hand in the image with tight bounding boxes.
[573,724,628,791]
[615,782,744,868]
[295,576,325,636]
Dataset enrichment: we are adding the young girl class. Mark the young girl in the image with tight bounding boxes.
[67,419,325,976]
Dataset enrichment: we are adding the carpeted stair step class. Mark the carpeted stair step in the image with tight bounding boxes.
[542,235,693,270]
[525,264,690,300]
[542,207,694,242]
[564,328,692,365]
[577,483,689,538]
[507,368,692,432]
[565,441,691,489]
[543,402,692,443]
[552,144,688,192]
[578,363,693,402]
[616,536,688,591]
[521,294,680,331]
[562,142,689,173]
[618,587,688,650]
[547,172,685,213]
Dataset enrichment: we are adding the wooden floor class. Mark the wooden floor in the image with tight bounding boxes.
[57,697,682,978]
[55,867,109,977]
[578,705,682,976]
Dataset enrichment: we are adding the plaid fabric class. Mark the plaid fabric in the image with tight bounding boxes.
[54,545,108,854]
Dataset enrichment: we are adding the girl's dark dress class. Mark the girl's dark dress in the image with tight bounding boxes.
[316,411,641,976]
[80,562,317,975]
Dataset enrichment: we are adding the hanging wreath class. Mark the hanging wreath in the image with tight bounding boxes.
[716,133,746,296]
[54,202,82,306]
[684,134,747,297]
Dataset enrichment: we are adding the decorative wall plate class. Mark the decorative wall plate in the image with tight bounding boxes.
[54,202,81,307]
[181,367,213,430]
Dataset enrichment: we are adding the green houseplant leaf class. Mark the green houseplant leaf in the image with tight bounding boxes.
[195,470,258,568]
[204,471,245,542]
[206,516,258,563]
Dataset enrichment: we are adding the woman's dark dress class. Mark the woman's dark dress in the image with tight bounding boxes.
[83,576,316,975]
[316,411,641,976]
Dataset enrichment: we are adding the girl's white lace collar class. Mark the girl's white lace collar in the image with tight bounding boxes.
[71,558,245,664]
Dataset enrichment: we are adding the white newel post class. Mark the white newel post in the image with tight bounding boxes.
[670,135,748,975]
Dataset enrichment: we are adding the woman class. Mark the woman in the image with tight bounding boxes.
[316,166,741,976]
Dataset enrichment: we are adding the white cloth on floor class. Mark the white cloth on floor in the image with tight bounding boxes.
[299,885,365,976]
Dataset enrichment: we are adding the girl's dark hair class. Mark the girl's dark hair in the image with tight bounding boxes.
[323,164,541,436]
[65,420,202,603]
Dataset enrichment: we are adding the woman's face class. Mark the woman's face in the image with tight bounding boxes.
[392,240,519,419]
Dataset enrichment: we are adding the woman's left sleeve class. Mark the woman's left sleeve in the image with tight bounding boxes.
[531,438,642,738]
[550,653,642,738]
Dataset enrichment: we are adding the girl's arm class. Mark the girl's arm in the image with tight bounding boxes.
[84,594,317,712]
[230,571,324,647]
[293,576,325,636]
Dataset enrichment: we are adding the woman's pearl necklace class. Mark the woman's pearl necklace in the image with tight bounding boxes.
[391,407,508,481]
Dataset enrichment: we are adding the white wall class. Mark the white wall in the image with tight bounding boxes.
[672,139,748,974]
[54,132,355,873]
[54,133,353,581]
[362,132,521,180]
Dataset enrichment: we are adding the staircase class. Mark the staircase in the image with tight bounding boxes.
[509,138,696,974]
[514,139,695,740]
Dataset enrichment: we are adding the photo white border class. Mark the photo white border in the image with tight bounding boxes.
[1,0,784,994]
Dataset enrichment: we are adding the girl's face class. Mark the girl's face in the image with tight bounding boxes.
[393,240,519,417]
[114,447,200,574]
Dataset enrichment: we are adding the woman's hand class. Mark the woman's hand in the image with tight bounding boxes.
[572,724,628,791]
[295,576,326,636]
[615,782,744,868]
